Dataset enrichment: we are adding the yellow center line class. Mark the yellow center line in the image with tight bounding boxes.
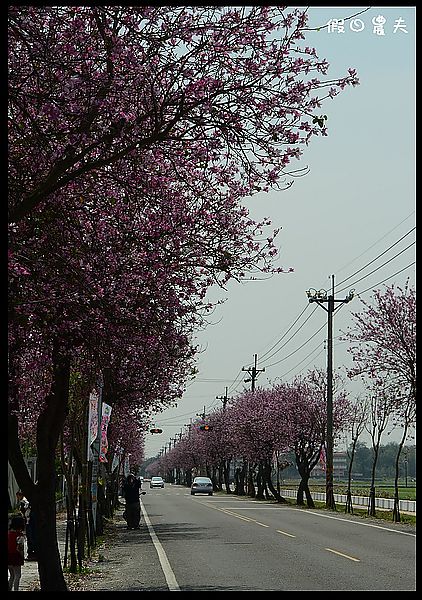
[197,501,364,559]
[213,506,253,522]
[276,529,296,538]
[253,521,270,528]
[325,547,360,562]
[208,504,269,526]
[219,507,269,527]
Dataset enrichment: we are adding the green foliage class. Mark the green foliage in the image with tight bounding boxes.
[348,442,416,479]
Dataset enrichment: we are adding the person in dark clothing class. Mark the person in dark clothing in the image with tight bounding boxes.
[122,474,143,529]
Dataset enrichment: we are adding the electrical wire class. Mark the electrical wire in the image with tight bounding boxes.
[262,320,326,368]
[336,241,415,295]
[258,303,311,361]
[152,217,416,437]
[335,227,415,288]
[356,262,415,297]
[334,212,415,276]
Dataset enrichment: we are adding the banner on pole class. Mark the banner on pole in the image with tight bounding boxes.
[87,390,99,461]
[99,403,112,463]
[111,445,123,472]
[319,446,326,471]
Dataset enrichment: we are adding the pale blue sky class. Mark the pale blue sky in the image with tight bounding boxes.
[145,6,416,459]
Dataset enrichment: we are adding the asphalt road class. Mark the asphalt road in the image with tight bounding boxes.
[77,483,416,592]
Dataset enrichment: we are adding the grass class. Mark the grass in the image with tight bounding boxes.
[312,499,416,526]
[231,491,416,525]
[281,479,416,501]
[276,480,416,525]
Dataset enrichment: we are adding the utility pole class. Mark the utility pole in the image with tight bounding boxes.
[306,275,354,510]
[242,354,265,392]
[216,387,231,410]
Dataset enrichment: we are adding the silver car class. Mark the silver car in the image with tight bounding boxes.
[150,476,164,488]
[191,476,213,496]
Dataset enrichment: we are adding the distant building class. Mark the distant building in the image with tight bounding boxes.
[311,451,348,479]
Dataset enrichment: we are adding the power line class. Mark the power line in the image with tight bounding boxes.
[277,340,326,380]
[258,304,311,361]
[259,305,318,364]
[356,262,415,297]
[259,228,415,368]
[334,212,415,276]
[262,320,326,369]
[336,241,415,295]
[336,228,415,288]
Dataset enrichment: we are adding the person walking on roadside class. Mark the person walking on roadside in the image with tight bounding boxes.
[8,515,26,591]
[122,474,144,529]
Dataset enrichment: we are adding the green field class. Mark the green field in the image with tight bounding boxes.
[282,479,416,501]
[279,479,416,525]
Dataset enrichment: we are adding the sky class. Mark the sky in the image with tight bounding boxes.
[144,6,416,460]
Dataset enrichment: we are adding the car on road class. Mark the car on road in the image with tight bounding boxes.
[150,476,165,488]
[191,476,213,496]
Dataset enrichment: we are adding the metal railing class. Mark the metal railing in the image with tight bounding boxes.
[280,488,416,514]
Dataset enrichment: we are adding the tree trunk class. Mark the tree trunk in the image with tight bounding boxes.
[247,463,256,497]
[256,462,265,499]
[263,460,287,503]
[296,463,315,508]
[9,344,70,590]
[35,345,70,590]
[223,459,232,494]
[345,440,357,514]
[392,427,408,523]
[234,460,247,496]
[296,479,305,505]
[368,448,379,517]
[63,468,78,572]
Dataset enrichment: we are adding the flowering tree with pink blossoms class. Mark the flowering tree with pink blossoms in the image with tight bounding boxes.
[164,369,351,507]
[342,281,416,521]
[227,388,291,500]
[9,6,359,590]
[278,370,350,507]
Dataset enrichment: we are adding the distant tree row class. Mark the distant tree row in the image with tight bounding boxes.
[280,442,416,481]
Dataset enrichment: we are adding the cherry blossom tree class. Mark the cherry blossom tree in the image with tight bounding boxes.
[342,281,416,519]
[390,391,416,522]
[163,372,351,507]
[364,383,394,516]
[8,6,359,590]
[272,370,350,508]
[8,6,358,225]
[343,281,416,402]
[227,388,291,500]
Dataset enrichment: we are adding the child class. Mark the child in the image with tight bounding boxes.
[8,515,26,591]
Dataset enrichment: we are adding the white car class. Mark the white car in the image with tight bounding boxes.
[150,476,165,488]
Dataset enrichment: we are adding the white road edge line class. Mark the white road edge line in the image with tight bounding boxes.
[299,509,416,537]
[140,499,181,591]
